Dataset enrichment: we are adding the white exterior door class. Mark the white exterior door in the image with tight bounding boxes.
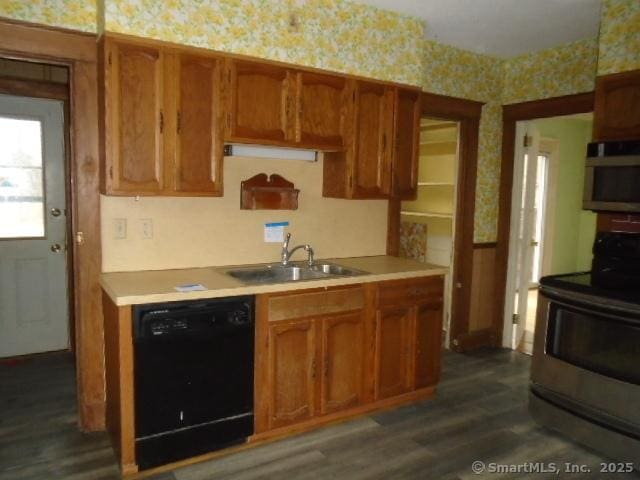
[503,121,540,350]
[0,94,69,357]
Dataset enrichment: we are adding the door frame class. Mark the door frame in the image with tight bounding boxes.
[0,19,103,431]
[494,92,594,346]
[387,92,483,352]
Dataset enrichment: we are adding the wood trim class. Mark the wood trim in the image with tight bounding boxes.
[0,19,104,432]
[0,75,68,100]
[102,293,137,475]
[453,329,498,351]
[390,91,483,352]
[495,92,594,346]
[0,18,96,63]
[473,242,498,249]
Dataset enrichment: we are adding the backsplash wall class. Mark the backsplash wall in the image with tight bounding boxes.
[100,156,388,272]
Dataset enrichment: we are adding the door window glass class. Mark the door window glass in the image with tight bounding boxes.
[0,116,45,238]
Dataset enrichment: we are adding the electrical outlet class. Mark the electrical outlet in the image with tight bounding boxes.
[140,218,153,239]
[114,218,127,239]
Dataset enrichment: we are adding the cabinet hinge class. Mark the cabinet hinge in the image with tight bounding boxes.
[108,52,112,66]
[348,175,353,189]
[109,166,113,179]
[512,313,520,325]
[523,134,532,148]
[177,111,181,134]
[352,90,356,102]
[159,110,164,133]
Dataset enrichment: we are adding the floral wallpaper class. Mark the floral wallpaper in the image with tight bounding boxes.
[598,0,640,75]
[422,40,504,243]
[103,0,424,86]
[502,38,598,105]
[0,0,97,33]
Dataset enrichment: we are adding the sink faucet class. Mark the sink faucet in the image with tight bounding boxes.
[281,233,314,267]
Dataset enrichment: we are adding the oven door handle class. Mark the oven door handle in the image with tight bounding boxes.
[541,288,640,326]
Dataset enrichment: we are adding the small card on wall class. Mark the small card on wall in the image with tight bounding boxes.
[264,221,289,243]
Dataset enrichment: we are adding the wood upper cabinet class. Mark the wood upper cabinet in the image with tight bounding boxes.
[352,81,395,198]
[101,37,224,196]
[320,312,365,415]
[171,53,224,194]
[104,39,164,193]
[593,70,640,141]
[295,72,349,149]
[392,88,420,200]
[414,302,443,389]
[267,319,317,429]
[374,306,412,400]
[226,60,293,144]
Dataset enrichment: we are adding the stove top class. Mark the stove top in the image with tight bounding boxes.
[540,272,640,306]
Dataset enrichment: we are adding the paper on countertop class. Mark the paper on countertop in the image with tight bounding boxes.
[264,221,289,243]
[174,283,207,292]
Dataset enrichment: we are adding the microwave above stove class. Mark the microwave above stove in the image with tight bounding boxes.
[583,140,640,213]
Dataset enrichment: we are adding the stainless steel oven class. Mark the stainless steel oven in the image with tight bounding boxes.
[530,281,640,468]
[583,140,640,213]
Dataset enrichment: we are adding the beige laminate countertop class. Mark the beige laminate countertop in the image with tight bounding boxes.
[100,255,449,306]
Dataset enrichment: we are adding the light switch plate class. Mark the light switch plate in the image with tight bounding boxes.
[140,218,153,239]
[114,218,127,239]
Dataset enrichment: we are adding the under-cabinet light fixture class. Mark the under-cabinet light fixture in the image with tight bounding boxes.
[224,144,318,162]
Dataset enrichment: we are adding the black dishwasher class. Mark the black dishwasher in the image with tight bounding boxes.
[133,296,254,470]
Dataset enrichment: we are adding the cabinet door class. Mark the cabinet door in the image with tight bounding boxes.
[352,81,394,198]
[392,88,420,200]
[227,60,292,144]
[297,72,348,149]
[414,302,443,389]
[173,54,223,195]
[374,306,412,400]
[320,312,364,415]
[268,320,317,429]
[593,70,640,141]
[106,40,164,193]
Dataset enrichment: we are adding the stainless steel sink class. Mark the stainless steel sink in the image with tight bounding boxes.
[226,262,367,285]
[309,263,366,277]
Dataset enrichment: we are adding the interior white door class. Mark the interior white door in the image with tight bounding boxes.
[503,121,540,349]
[0,94,69,358]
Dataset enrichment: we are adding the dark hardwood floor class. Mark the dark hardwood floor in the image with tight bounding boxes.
[1,349,637,479]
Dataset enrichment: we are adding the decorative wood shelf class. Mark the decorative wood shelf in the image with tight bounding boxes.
[401,211,453,219]
[241,173,299,210]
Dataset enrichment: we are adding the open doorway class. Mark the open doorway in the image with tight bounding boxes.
[503,113,596,354]
[398,117,460,346]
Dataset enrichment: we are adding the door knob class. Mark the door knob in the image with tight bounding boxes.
[50,243,62,253]
[50,208,62,217]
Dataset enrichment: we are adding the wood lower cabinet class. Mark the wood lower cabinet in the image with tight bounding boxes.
[101,36,224,196]
[268,319,317,429]
[320,312,365,415]
[593,69,640,141]
[414,302,443,388]
[374,276,444,398]
[374,306,412,400]
[255,277,443,436]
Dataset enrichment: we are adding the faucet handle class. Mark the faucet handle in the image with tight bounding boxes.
[283,232,291,247]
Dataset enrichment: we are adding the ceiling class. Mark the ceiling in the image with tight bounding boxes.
[354,0,602,57]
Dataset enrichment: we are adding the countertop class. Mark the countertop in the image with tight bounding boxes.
[100,255,449,306]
